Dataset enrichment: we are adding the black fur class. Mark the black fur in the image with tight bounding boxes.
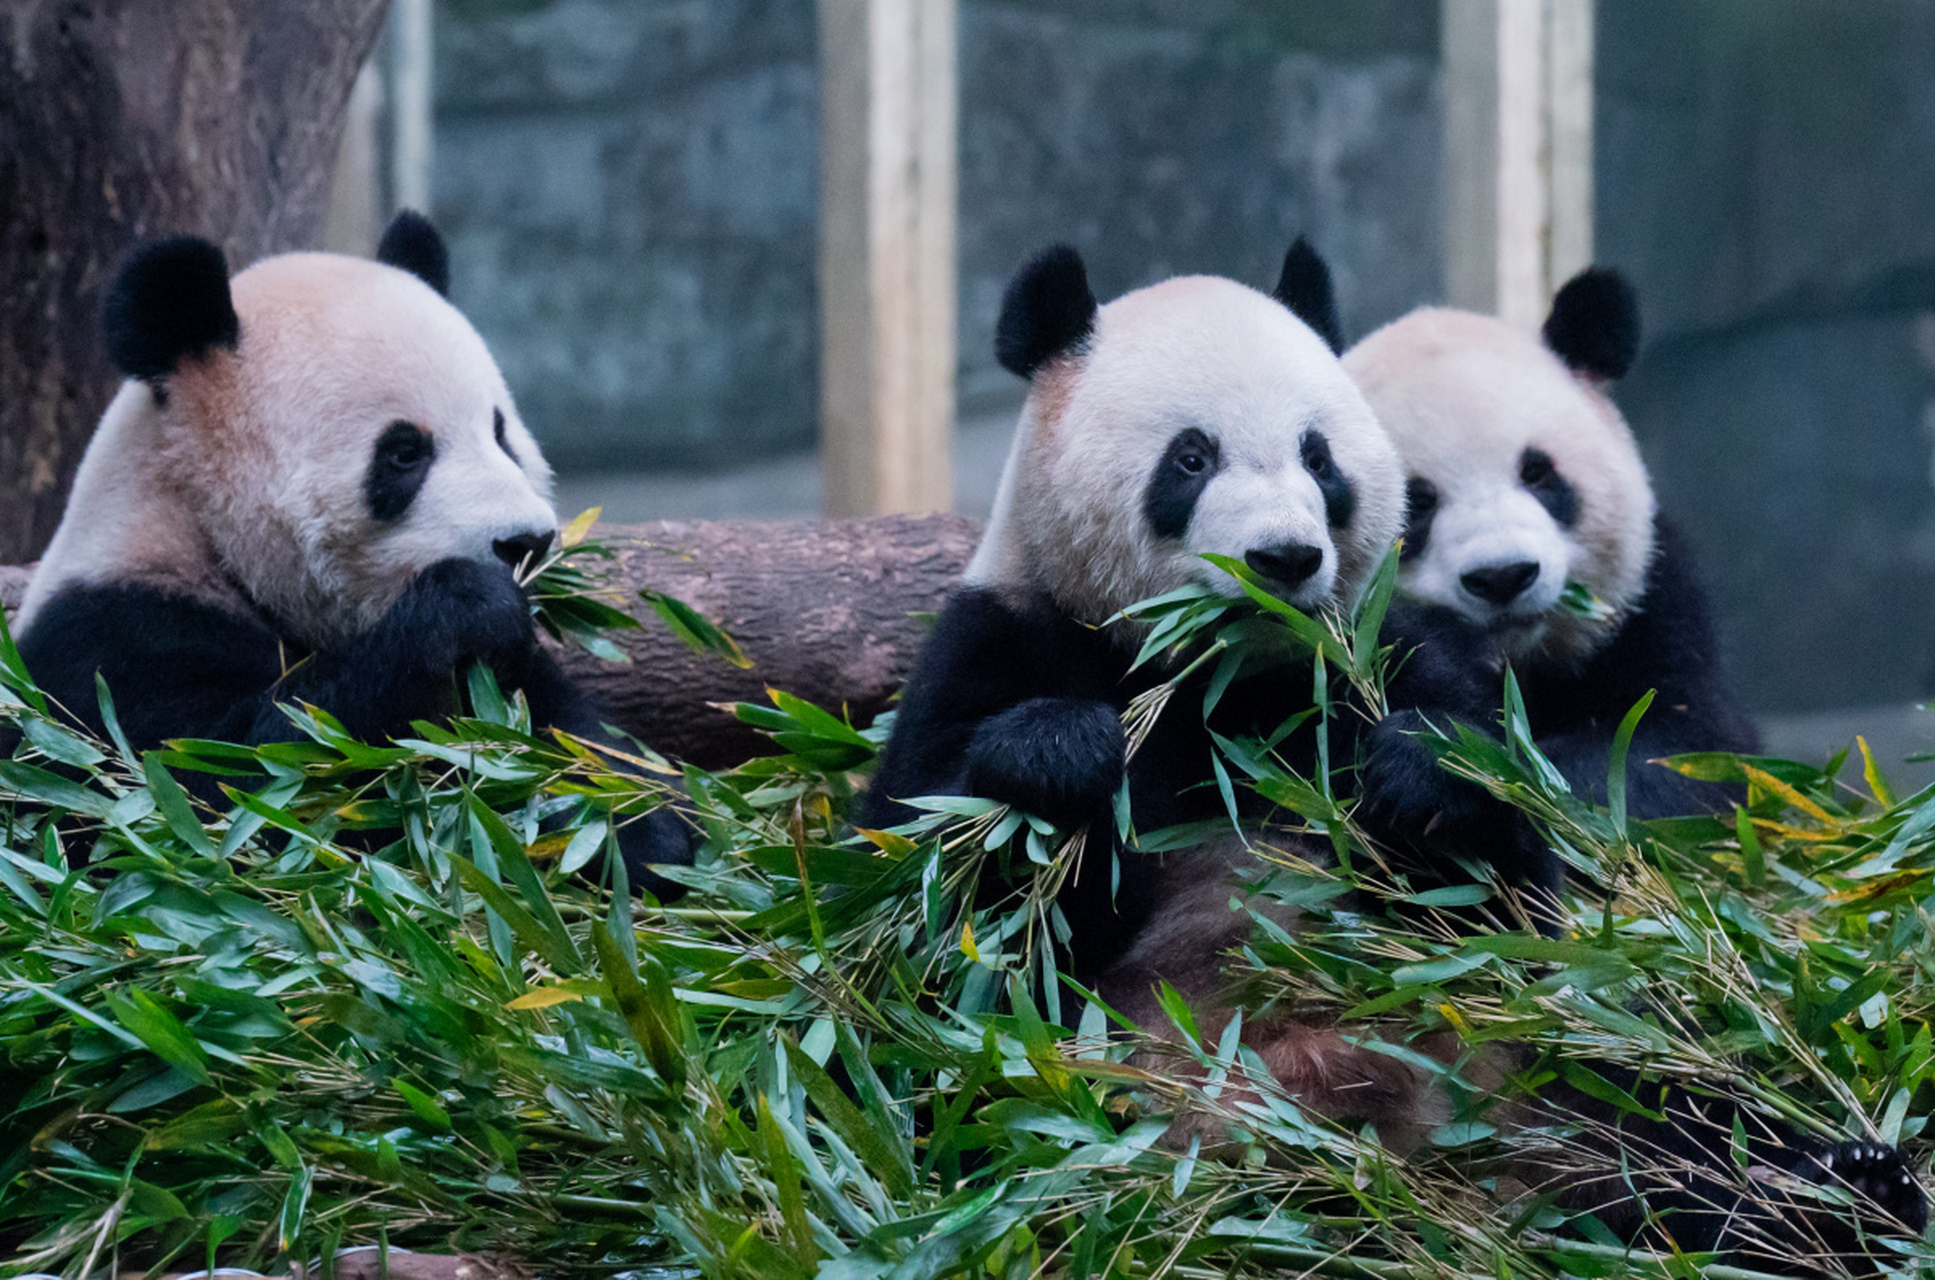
[104,238,239,381]
[1301,429,1356,528]
[366,421,436,521]
[16,564,694,898]
[1142,428,1220,540]
[995,245,1097,379]
[1542,266,1640,381]
[1525,1072,1926,1271]
[966,698,1126,826]
[1270,237,1345,355]
[858,586,1325,978]
[492,408,519,465]
[1519,447,1579,527]
[1362,516,1759,903]
[1401,477,1438,561]
[375,210,451,297]
[863,552,1916,1273]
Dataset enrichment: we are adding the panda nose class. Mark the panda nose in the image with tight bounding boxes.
[1461,561,1540,605]
[493,530,555,570]
[1244,542,1325,588]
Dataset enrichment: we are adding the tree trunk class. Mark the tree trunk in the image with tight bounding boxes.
[1,516,983,768]
[0,0,392,563]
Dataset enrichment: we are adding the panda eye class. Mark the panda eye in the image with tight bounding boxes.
[492,407,519,463]
[1301,431,1336,478]
[1520,448,1556,487]
[378,421,433,471]
[1176,451,1207,475]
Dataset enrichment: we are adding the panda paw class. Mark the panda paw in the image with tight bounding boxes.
[1357,710,1490,840]
[614,803,698,902]
[1800,1140,1928,1236]
[965,697,1125,826]
[407,557,539,678]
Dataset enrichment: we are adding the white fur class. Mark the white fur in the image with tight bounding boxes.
[1344,308,1655,665]
[22,252,556,648]
[968,275,1404,624]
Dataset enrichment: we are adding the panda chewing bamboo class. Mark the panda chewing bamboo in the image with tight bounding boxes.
[1348,269,1925,1271]
[12,213,695,897]
[861,237,1449,1139]
[864,242,1925,1273]
[1349,268,1760,901]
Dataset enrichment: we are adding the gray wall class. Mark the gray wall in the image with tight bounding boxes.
[433,0,1442,460]
[954,1,1440,411]
[433,0,1935,717]
[436,0,820,473]
[1599,1,1935,713]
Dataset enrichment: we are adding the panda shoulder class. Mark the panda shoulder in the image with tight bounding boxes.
[917,585,1102,682]
[1584,514,1739,696]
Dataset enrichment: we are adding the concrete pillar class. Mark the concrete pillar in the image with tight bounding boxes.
[817,0,958,517]
[1442,0,1594,327]
[390,0,435,215]
[322,60,384,255]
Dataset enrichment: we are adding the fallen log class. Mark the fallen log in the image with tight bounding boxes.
[1,515,980,768]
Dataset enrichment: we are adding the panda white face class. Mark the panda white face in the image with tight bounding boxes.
[971,271,1404,627]
[157,253,557,647]
[20,243,558,650]
[1344,306,1656,665]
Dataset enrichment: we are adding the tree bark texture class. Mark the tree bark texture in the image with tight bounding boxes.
[1,516,983,768]
[0,0,392,563]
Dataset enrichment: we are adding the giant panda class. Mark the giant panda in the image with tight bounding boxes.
[860,238,1445,1133]
[1345,270,1925,1269]
[863,243,1924,1272]
[1346,269,1756,902]
[11,212,694,896]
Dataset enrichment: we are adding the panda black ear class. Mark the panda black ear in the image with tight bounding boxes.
[996,244,1097,379]
[1271,237,1344,355]
[376,210,450,297]
[103,237,240,381]
[1542,266,1640,380]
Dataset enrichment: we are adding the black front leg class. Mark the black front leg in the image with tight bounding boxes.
[270,557,540,745]
[964,696,1126,826]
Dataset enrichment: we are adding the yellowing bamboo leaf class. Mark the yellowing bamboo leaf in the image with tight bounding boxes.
[1740,764,1838,826]
[507,986,586,1010]
[560,506,602,548]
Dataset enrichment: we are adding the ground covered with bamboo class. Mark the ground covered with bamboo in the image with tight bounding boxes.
[1,536,1931,1279]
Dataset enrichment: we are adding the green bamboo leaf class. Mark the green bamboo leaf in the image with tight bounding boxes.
[451,854,581,974]
[143,755,214,857]
[591,919,687,1091]
[104,989,212,1086]
[1606,688,1656,837]
[393,1078,453,1131]
[465,794,582,970]
[782,1035,915,1199]
[639,589,751,668]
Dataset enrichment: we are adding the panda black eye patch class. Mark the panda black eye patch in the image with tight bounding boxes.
[366,421,436,522]
[1143,427,1221,540]
[1301,429,1356,528]
[492,407,520,465]
[1401,476,1438,560]
[1519,446,1579,527]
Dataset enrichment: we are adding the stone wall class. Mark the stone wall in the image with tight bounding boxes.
[435,0,820,473]
[432,0,1935,716]
[433,0,1442,464]
[1599,0,1935,713]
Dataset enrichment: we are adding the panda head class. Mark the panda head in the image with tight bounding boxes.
[84,211,556,648]
[1343,268,1654,666]
[966,240,1404,628]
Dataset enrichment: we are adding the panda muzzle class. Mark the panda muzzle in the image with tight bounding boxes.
[1244,542,1324,589]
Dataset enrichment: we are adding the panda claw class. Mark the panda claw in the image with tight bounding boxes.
[1804,1139,1927,1235]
